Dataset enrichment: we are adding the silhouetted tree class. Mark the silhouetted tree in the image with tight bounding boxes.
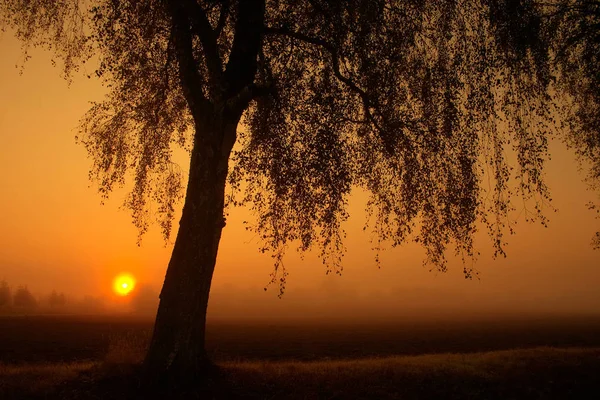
[13,286,37,309]
[2,0,599,382]
[0,280,10,307]
[48,290,66,307]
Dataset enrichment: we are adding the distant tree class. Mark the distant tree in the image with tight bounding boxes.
[58,292,66,306]
[2,0,599,383]
[48,290,66,307]
[13,286,37,309]
[0,280,11,307]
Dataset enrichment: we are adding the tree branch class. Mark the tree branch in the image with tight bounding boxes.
[180,0,223,91]
[223,0,266,97]
[263,26,385,134]
[214,1,229,39]
[166,1,210,119]
[225,82,274,119]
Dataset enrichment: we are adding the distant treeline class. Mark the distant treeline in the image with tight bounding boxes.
[0,279,107,314]
[0,280,66,310]
[0,280,159,316]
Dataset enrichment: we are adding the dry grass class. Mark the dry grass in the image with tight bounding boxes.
[228,346,594,375]
[219,347,600,399]
[104,330,151,365]
[2,326,600,399]
[3,345,597,399]
[0,361,97,398]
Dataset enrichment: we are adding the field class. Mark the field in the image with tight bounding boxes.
[1,313,600,398]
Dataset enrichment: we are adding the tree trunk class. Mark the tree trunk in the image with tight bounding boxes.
[143,111,237,384]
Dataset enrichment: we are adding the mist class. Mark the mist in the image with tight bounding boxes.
[0,35,599,326]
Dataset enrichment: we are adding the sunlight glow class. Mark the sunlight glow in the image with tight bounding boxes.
[113,273,136,296]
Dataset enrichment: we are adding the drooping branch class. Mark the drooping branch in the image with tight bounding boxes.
[537,0,600,17]
[263,26,385,133]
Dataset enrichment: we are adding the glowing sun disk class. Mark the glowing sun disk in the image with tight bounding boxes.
[113,274,136,296]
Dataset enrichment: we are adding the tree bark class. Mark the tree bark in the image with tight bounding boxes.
[142,0,265,386]
[143,111,238,384]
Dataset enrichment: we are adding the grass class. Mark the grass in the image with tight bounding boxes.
[222,347,600,399]
[1,345,599,399]
[0,361,97,398]
[104,329,151,365]
[2,316,600,399]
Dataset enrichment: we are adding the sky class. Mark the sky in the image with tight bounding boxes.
[1,33,599,320]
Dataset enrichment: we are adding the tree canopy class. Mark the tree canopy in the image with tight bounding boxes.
[1,0,598,291]
[0,281,10,307]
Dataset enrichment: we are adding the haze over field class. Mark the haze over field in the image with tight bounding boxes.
[1,34,599,320]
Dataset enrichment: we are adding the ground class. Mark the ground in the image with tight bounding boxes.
[1,313,599,399]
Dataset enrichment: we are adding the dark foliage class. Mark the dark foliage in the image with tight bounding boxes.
[0,280,10,307]
[3,1,596,286]
[13,286,37,309]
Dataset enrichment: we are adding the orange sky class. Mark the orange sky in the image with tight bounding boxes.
[1,34,599,319]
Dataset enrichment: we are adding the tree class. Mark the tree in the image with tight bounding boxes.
[48,290,67,307]
[13,286,37,309]
[1,0,599,383]
[0,280,10,307]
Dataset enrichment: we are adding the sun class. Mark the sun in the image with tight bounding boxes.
[113,273,136,296]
